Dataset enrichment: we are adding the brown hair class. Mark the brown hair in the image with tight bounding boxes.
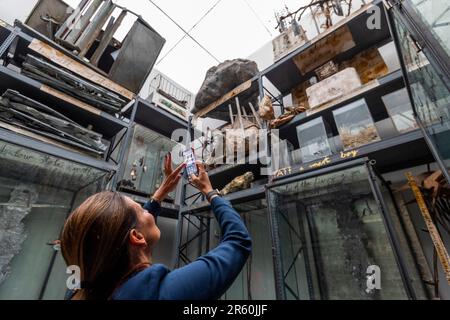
[61,191,137,300]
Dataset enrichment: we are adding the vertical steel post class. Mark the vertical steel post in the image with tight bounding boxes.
[111,98,138,190]
[385,3,450,185]
[64,0,105,45]
[173,114,193,268]
[75,0,115,56]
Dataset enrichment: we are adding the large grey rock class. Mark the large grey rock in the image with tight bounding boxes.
[193,59,259,117]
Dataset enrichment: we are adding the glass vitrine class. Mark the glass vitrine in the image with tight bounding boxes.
[333,99,381,150]
[296,117,332,163]
[267,162,416,299]
[409,0,450,56]
[0,139,108,299]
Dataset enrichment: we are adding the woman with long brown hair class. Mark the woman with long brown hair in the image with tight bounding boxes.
[61,154,251,300]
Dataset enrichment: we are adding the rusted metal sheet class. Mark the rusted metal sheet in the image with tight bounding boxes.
[90,9,127,66]
[28,38,134,100]
[272,24,308,62]
[108,19,166,94]
[75,0,115,56]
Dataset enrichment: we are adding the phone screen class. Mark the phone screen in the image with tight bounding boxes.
[183,148,198,177]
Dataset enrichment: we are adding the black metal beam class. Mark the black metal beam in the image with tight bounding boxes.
[277,69,404,144]
[260,0,388,95]
[180,185,266,214]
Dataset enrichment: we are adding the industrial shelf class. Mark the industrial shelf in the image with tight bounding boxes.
[0,126,117,172]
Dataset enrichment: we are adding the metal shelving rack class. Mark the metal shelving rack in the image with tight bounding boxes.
[173,1,438,299]
[0,28,127,175]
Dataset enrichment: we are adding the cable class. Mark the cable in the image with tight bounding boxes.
[147,0,221,64]
[275,0,327,29]
[242,0,273,37]
[156,0,222,65]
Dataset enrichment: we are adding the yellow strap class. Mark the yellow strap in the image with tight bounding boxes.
[406,172,450,284]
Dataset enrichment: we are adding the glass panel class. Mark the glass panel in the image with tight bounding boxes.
[382,88,418,133]
[192,200,276,300]
[393,10,450,173]
[333,99,381,150]
[121,124,177,199]
[271,136,294,172]
[296,117,332,162]
[269,164,410,299]
[410,0,450,56]
[0,139,106,299]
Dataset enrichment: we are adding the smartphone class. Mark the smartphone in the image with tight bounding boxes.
[183,148,198,177]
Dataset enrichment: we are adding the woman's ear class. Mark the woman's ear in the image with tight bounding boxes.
[129,229,147,247]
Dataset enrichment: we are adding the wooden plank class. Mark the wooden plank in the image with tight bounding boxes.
[40,84,102,115]
[194,80,252,119]
[248,102,262,128]
[306,79,379,116]
[28,38,135,99]
[293,24,356,74]
[90,10,127,66]
[406,172,450,284]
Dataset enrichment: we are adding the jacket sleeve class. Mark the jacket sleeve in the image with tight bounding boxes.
[158,197,252,300]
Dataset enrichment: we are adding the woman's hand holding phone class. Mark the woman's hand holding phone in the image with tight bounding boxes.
[152,153,185,203]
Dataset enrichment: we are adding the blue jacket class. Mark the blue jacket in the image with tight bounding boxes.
[111,197,252,300]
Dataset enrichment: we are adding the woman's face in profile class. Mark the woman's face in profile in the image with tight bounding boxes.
[125,197,161,250]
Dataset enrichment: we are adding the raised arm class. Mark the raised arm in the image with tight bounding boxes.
[158,196,251,300]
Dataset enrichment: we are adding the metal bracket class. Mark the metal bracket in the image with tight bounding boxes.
[0,27,20,59]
